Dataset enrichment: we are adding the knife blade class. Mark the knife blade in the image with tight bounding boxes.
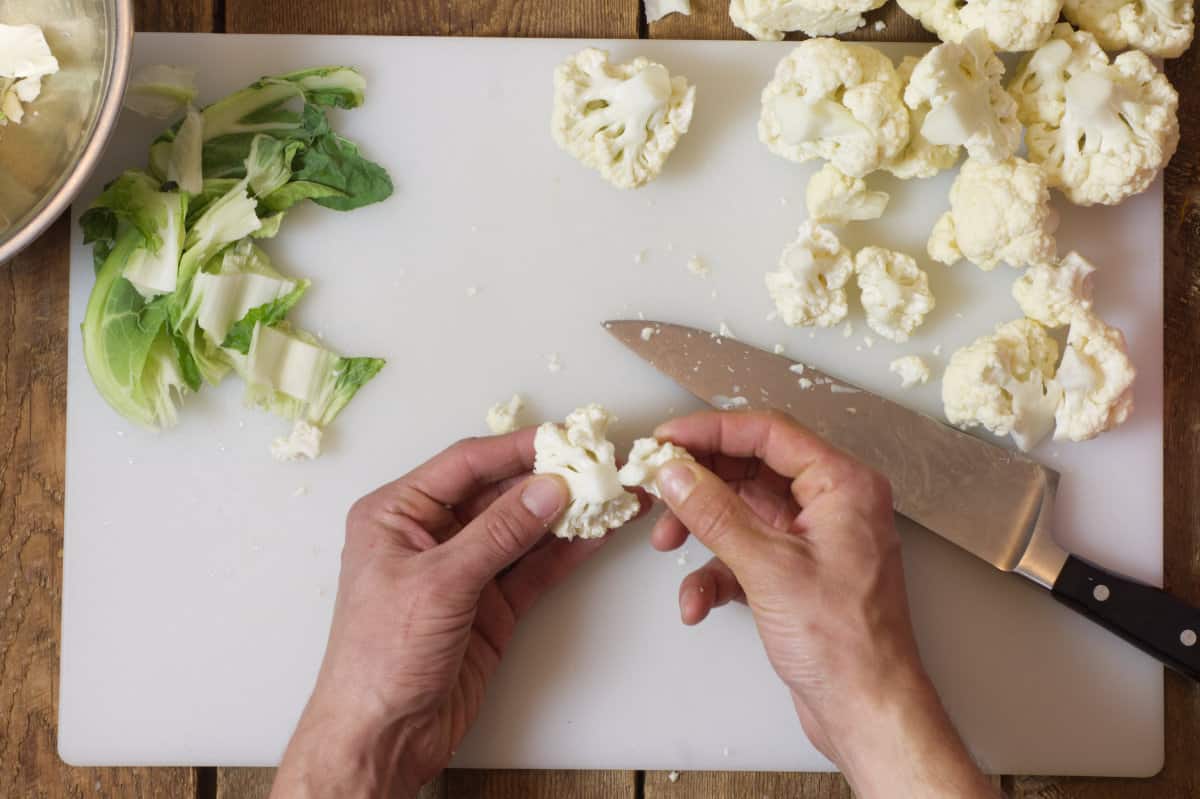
[606,319,1200,680]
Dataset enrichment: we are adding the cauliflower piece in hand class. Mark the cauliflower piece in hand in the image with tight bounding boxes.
[890,355,932,388]
[759,39,909,178]
[806,163,890,225]
[730,0,888,41]
[943,319,1063,451]
[1064,0,1194,59]
[1009,23,1180,206]
[766,221,855,328]
[552,48,696,190]
[927,157,1058,271]
[1012,251,1096,328]
[617,438,696,499]
[854,246,936,342]
[883,56,961,180]
[486,394,526,434]
[1054,313,1136,442]
[534,404,640,540]
[903,30,1021,165]
[897,0,1063,52]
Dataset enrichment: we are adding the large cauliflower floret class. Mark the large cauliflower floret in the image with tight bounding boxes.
[942,319,1063,452]
[927,157,1059,271]
[1009,24,1180,206]
[533,404,640,540]
[1064,0,1195,59]
[1054,313,1136,442]
[617,438,696,499]
[730,0,888,41]
[552,48,696,190]
[765,221,855,328]
[759,39,909,178]
[806,162,890,225]
[903,30,1022,165]
[854,246,936,342]
[883,56,961,180]
[897,0,1063,52]
[1012,251,1096,328]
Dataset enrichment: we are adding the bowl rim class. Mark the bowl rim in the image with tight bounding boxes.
[0,0,135,265]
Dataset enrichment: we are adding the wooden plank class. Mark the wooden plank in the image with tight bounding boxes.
[215,769,446,798]
[644,770,853,798]
[648,1,935,43]
[447,769,636,797]
[134,0,215,33]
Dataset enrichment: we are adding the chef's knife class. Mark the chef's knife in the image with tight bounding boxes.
[606,320,1200,681]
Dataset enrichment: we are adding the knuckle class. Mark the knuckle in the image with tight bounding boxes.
[481,504,532,560]
[345,496,375,535]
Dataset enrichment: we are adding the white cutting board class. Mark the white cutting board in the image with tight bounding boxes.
[60,34,1164,775]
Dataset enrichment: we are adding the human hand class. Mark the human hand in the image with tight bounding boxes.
[271,430,605,799]
[649,410,997,799]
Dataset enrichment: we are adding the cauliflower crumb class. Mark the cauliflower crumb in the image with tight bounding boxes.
[1063,0,1194,59]
[668,770,681,783]
[773,343,785,354]
[805,162,890,225]
[718,321,736,339]
[271,420,323,462]
[486,394,526,434]
[731,0,889,40]
[798,377,815,389]
[890,355,932,388]
[765,221,854,328]
[547,352,563,373]
[1054,313,1136,442]
[618,438,696,499]
[897,0,1063,52]
[854,246,936,343]
[634,249,647,265]
[843,321,854,338]
[1013,251,1096,328]
[687,255,711,277]
[641,326,659,341]
[873,19,887,32]
[790,363,806,374]
[645,0,692,23]
[466,285,479,297]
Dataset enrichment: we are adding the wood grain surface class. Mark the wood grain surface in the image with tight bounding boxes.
[1,1,1194,797]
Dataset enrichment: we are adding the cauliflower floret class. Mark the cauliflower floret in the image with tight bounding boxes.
[534,404,640,540]
[902,30,1021,166]
[927,157,1058,271]
[765,221,855,328]
[485,394,526,434]
[617,438,696,499]
[1054,313,1136,442]
[896,0,1063,52]
[271,420,323,462]
[943,319,1063,451]
[1009,24,1180,206]
[890,355,932,388]
[730,0,888,41]
[759,39,909,178]
[883,56,961,180]
[806,162,890,225]
[854,246,936,342]
[1064,0,1194,59]
[1012,251,1096,328]
[552,48,696,190]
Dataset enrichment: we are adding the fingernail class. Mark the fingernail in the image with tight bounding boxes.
[657,461,697,504]
[522,476,566,520]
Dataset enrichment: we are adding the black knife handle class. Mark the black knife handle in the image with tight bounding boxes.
[1051,555,1200,680]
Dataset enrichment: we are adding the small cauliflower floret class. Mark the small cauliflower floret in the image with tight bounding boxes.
[890,355,932,388]
[1064,0,1194,59]
[883,56,960,180]
[1054,313,1136,442]
[759,39,909,178]
[765,221,854,328]
[943,319,1063,451]
[534,404,640,540]
[0,24,60,127]
[854,246,936,342]
[730,0,888,41]
[897,0,1063,52]
[1013,251,1096,328]
[927,157,1058,271]
[486,394,526,434]
[552,49,695,190]
[903,30,1021,166]
[1009,24,1180,206]
[617,438,696,499]
[271,419,323,462]
[806,163,890,225]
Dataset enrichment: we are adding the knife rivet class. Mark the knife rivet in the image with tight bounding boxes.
[1182,629,1197,647]
[1092,585,1110,602]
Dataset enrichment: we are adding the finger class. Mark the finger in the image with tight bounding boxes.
[391,428,538,509]
[736,479,801,531]
[498,536,607,619]
[456,474,530,524]
[651,510,689,551]
[655,459,770,573]
[679,556,745,625]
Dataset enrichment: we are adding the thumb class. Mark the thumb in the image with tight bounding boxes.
[656,460,768,574]
[446,475,569,590]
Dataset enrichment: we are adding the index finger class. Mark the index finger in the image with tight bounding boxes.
[391,427,538,509]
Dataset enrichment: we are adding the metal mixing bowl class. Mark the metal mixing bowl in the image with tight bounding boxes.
[0,0,133,263]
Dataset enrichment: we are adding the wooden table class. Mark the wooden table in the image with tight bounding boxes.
[2,1,1197,796]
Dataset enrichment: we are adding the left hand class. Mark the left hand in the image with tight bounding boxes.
[271,429,606,799]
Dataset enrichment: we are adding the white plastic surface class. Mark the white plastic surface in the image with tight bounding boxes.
[61,35,1164,774]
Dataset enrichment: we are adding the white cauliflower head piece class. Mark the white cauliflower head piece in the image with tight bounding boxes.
[884,56,961,180]
[1012,251,1096,328]
[1009,24,1180,206]
[903,30,1021,165]
[759,39,909,178]
[1064,0,1194,59]
[730,0,888,41]
[854,246,936,342]
[765,221,854,328]
[890,355,932,388]
[805,162,890,225]
[897,0,1064,52]
[927,157,1059,271]
[534,404,640,540]
[552,48,696,190]
[1054,313,1135,442]
[942,318,1063,452]
[617,438,696,499]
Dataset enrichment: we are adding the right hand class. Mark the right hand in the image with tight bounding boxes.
[650,410,997,799]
